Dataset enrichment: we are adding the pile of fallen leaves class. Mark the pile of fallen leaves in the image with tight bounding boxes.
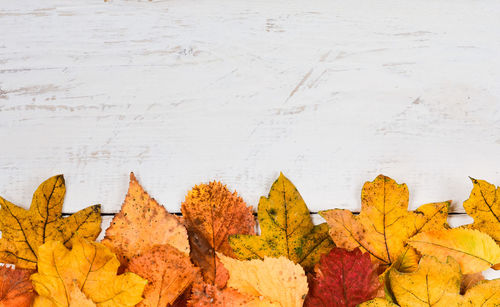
[0,173,499,307]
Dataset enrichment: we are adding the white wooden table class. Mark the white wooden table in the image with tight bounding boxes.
[1,0,500,278]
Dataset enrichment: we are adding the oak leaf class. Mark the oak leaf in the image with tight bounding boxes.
[127,244,198,307]
[408,228,500,274]
[304,248,381,307]
[320,174,449,269]
[0,265,35,307]
[229,173,333,271]
[30,237,147,307]
[102,173,189,267]
[0,175,101,269]
[181,181,255,286]
[218,254,308,307]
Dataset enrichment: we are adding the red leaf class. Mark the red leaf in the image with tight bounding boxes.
[305,247,381,307]
[0,265,35,307]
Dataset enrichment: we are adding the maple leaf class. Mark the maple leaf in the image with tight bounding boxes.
[0,265,35,307]
[218,253,308,307]
[408,228,500,274]
[304,247,381,307]
[127,244,199,307]
[30,237,147,307]
[0,175,101,269]
[229,173,333,271]
[181,181,255,286]
[320,174,449,269]
[102,173,190,267]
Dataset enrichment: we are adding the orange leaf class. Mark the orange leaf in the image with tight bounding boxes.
[127,244,198,307]
[181,181,255,286]
[102,173,190,266]
[0,265,34,307]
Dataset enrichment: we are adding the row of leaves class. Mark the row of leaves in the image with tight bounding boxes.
[0,173,499,306]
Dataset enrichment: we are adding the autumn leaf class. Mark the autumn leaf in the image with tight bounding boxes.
[304,247,381,307]
[102,173,189,267]
[189,278,273,307]
[408,228,500,274]
[464,279,500,306]
[0,175,101,269]
[320,174,449,269]
[229,173,333,271]
[218,253,308,307]
[30,237,147,307]
[127,244,198,307]
[0,265,35,307]
[460,272,484,294]
[363,256,500,307]
[181,181,255,286]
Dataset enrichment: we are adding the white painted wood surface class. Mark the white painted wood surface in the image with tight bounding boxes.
[1,0,500,278]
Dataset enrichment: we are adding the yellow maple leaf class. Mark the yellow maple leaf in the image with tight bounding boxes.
[229,173,333,271]
[218,253,308,307]
[408,228,500,274]
[102,173,189,266]
[361,256,500,307]
[30,237,147,307]
[0,175,101,269]
[320,175,449,269]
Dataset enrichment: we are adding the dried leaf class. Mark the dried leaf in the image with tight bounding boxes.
[127,244,198,306]
[0,175,101,269]
[359,298,398,307]
[304,248,381,307]
[464,279,500,306]
[229,173,333,271]
[0,265,35,307]
[218,254,308,307]
[103,173,189,266]
[460,272,484,294]
[408,228,500,274]
[320,175,449,270]
[31,237,147,307]
[181,181,255,286]
[463,178,500,243]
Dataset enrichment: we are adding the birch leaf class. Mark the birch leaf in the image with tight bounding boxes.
[320,175,449,269]
[102,173,189,267]
[218,254,308,307]
[31,237,147,307]
[181,181,255,286]
[229,173,333,271]
[0,175,101,269]
[408,228,500,274]
[127,244,198,307]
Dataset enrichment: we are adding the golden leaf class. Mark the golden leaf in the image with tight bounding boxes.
[320,175,449,269]
[359,298,398,307]
[30,237,147,307]
[229,173,333,271]
[218,253,308,307]
[127,244,198,306]
[463,178,500,243]
[181,181,255,286]
[408,228,500,274]
[0,175,101,269]
[464,279,500,306]
[102,173,189,266]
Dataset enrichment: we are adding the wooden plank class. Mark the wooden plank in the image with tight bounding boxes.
[1,0,500,214]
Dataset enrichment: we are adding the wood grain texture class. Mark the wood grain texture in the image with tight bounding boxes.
[1,0,499,217]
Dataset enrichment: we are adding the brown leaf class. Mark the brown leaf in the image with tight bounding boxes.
[0,265,34,307]
[460,272,485,295]
[181,181,255,286]
[102,173,189,266]
[127,244,199,307]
